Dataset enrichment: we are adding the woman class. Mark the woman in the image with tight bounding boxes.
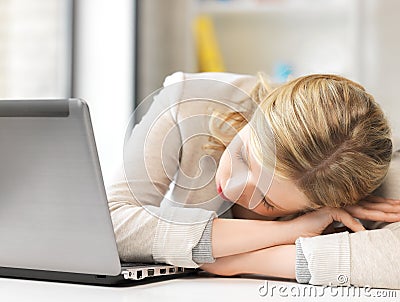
[106,71,400,289]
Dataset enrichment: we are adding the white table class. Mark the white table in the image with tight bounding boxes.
[0,273,398,302]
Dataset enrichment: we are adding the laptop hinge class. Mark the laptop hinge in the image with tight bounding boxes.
[0,99,69,117]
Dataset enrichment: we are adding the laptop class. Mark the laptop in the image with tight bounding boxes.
[0,98,197,286]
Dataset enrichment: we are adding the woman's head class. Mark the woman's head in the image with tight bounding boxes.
[213,73,393,215]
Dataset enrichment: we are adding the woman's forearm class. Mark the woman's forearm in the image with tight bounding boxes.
[201,244,296,279]
[211,218,296,258]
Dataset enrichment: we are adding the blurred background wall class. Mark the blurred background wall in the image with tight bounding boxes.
[73,0,133,187]
[0,0,400,187]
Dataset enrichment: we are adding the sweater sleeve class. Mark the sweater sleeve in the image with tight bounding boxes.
[192,218,216,264]
[106,72,217,268]
[296,223,400,289]
[295,145,400,289]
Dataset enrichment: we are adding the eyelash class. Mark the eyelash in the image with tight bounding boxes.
[235,150,244,162]
[261,197,274,210]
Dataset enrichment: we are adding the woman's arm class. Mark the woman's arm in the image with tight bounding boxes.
[210,218,296,258]
[200,245,296,280]
[210,206,364,258]
[196,206,364,281]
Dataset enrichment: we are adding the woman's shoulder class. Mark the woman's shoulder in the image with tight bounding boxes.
[163,71,257,90]
[161,71,258,115]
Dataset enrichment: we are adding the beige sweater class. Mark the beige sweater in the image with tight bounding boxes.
[106,71,257,267]
[106,71,400,288]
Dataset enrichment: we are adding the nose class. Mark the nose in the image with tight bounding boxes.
[223,175,246,203]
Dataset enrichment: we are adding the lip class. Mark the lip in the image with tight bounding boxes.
[217,184,230,201]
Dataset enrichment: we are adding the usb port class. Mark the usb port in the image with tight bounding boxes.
[147,269,154,276]
[160,268,167,274]
[137,270,142,279]
[177,267,184,272]
[169,268,175,273]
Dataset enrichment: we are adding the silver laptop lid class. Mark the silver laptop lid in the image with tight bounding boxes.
[0,99,121,276]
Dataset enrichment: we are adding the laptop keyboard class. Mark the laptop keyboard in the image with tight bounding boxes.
[120,262,153,267]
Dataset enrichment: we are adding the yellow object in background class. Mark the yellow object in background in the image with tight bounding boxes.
[194,15,225,72]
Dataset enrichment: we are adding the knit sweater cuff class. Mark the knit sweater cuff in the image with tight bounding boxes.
[295,238,311,283]
[152,204,217,268]
[192,217,216,264]
[298,232,351,286]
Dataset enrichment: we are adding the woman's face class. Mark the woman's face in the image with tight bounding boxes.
[215,124,311,217]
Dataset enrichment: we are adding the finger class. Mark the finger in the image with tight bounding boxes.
[330,208,365,232]
[345,205,400,222]
[351,201,400,213]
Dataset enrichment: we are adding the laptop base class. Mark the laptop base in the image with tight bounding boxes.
[0,266,198,287]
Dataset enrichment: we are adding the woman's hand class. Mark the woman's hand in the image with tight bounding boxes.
[288,206,365,238]
[344,195,400,222]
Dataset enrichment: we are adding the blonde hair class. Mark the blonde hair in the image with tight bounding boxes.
[205,73,393,208]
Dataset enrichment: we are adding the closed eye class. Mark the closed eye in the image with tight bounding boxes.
[235,146,249,167]
[261,197,274,210]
